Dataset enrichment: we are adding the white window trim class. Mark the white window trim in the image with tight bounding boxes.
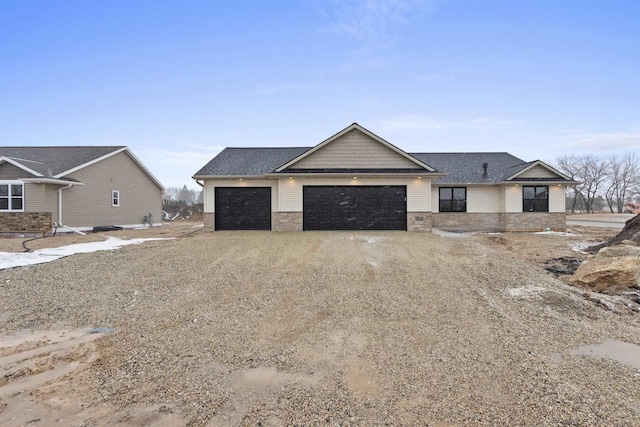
[112,190,120,207]
[0,181,25,212]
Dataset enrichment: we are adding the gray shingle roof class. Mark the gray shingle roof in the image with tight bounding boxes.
[410,152,528,184]
[0,146,125,177]
[193,147,311,177]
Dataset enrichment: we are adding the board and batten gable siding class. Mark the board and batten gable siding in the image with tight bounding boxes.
[516,165,560,179]
[290,129,419,169]
[203,180,279,212]
[0,162,35,179]
[61,151,162,227]
[279,178,431,212]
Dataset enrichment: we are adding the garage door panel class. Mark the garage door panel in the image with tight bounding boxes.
[215,187,271,230]
[303,186,406,230]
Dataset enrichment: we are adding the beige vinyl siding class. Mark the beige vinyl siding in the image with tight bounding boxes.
[23,183,45,212]
[431,187,439,213]
[0,162,35,179]
[291,129,418,169]
[468,186,501,212]
[279,177,431,212]
[61,151,162,227]
[203,179,279,212]
[22,183,58,219]
[548,185,565,212]
[431,186,501,213]
[516,165,560,179]
[503,185,523,212]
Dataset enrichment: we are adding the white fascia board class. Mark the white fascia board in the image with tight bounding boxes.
[498,180,580,185]
[54,147,164,190]
[0,156,44,177]
[505,160,573,181]
[22,178,85,186]
[274,123,437,172]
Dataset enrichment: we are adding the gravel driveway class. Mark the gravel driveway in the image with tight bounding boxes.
[1,231,639,426]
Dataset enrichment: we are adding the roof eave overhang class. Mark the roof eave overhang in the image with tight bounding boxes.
[499,180,580,185]
[22,178,85,186]
[265,172,447,179]
[192,175,271,180]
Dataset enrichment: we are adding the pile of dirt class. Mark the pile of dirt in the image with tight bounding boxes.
[587,214,640,253]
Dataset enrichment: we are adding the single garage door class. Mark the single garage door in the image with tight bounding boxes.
[214,187,271,230]
[303,185,407,231]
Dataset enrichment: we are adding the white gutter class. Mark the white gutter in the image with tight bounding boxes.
[58,184,86,235]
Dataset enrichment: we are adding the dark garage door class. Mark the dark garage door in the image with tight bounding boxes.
[214,187,271,230]
[303,186,407,231]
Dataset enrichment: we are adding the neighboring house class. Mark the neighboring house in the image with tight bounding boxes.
[193,123,578,232]
[0,146,163,233]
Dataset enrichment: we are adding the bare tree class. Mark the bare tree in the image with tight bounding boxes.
[556,154,608,213]
[604,153,638,212]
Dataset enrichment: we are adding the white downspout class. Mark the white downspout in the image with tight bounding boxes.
[58,184,85,235]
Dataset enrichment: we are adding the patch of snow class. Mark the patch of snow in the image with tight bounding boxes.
[533,231,578,236]
[0,237,173,270]
[432,229,473,239]
[571,240,605,253]
[506,285,546,299]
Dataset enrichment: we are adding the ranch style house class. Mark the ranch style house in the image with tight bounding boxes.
[0,146,163,234]
[194,123,578,232]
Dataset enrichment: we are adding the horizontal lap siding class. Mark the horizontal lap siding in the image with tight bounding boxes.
[432,186,501,213]
[468,187,501,212]
[0,163,35,179]
[549,185,565,212]
[62,152,162,227]
[292,129,418,169]
[279,178,430,212]
[203,180,279,212]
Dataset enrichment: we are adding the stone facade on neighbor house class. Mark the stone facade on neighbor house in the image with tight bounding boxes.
[193,123,578,232]
[0,147,164,233]
[0,212,52,234]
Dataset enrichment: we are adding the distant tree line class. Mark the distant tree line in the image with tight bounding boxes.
[163,185,203,207]
[555,152,639,213]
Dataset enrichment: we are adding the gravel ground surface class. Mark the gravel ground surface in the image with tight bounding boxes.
[1,228,639,426]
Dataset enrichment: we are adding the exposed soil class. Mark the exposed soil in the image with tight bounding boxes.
[1,226,639,426]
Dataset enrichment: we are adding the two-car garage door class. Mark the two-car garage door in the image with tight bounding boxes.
[303,185,407,230]
[214,185,407,231]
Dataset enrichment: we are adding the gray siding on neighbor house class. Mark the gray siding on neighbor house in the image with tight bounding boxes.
[291,129,419,169]
[61,151,162,227]
[0,162,35,179]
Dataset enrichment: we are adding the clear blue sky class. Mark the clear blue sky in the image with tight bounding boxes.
[1,0,639,189]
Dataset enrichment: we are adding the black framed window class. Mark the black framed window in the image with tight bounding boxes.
[439,187,467,212]
[523,186,548,212]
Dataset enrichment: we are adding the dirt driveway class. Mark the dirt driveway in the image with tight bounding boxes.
[1,229,639,426]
